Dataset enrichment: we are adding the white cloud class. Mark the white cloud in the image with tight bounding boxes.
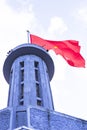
[0,1,38,49]
[79,9,87,20]
[76,8,87,24]
[6,0,33,12]
[47,16,68,38]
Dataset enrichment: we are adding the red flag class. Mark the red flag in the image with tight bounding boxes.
[30,34,85,67]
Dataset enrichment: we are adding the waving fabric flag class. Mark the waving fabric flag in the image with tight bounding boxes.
[30,34,85,67]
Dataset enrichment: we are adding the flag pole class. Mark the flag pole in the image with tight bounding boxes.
[27,30,31,43]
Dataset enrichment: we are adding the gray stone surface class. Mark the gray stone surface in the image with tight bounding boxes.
[0,108,11,130]
[16,111,27,128]
[30,108,49,130]
[30,107,87,130]
[1,107,87,130]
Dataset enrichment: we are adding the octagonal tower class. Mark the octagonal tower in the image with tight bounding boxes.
[2,43,54,129]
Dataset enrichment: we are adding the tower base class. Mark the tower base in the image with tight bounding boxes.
[0,106,87,130]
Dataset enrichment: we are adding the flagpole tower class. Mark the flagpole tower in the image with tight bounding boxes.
[0,42,87,130]
[1,43,54,129]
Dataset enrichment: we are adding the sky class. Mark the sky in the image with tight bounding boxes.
[0,0,87,120]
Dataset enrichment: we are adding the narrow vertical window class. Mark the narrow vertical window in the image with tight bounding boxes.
[34,61,39,81]
[19,61,24,105]
[20,83,24,105]
[20,61,24,68]
[21,69,24,81]
[34,61,38,68]
[34,61,42,106]
[35,69,39,81]
[36,83,40,97]
[20,61,24,82]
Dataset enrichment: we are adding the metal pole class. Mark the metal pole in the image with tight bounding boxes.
[27,30,30,43]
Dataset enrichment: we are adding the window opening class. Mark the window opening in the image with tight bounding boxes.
[37,98,42,106]
[20,83,24,99]
[19,99,24,105]
[19,61,24,105]
[34,61,43,106]
[21,69,24,81]
[35,69,39,81]
[34,61,38,68]
[36,83,40,97]
[20,61,24,82]
[34,61,39,81]
[20,61,24,68]
[19,83,24,106]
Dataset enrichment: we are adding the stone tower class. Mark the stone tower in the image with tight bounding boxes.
[1,43,54,130]
[0,43,87,130]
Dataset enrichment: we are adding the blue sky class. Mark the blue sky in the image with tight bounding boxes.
[0,0,87,120]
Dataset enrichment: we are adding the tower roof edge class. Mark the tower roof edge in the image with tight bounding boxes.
[3,43,54,83]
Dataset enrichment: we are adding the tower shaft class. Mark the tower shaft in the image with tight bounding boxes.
[8,55,54,110]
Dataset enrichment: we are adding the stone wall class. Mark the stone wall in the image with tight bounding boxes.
[0,107,87,130]
[0,108,11,130]
[30,107,87,130]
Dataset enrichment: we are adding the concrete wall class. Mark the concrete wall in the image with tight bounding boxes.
[30,107,87,130]
[0,107,87,130]
[0,108,11,130]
